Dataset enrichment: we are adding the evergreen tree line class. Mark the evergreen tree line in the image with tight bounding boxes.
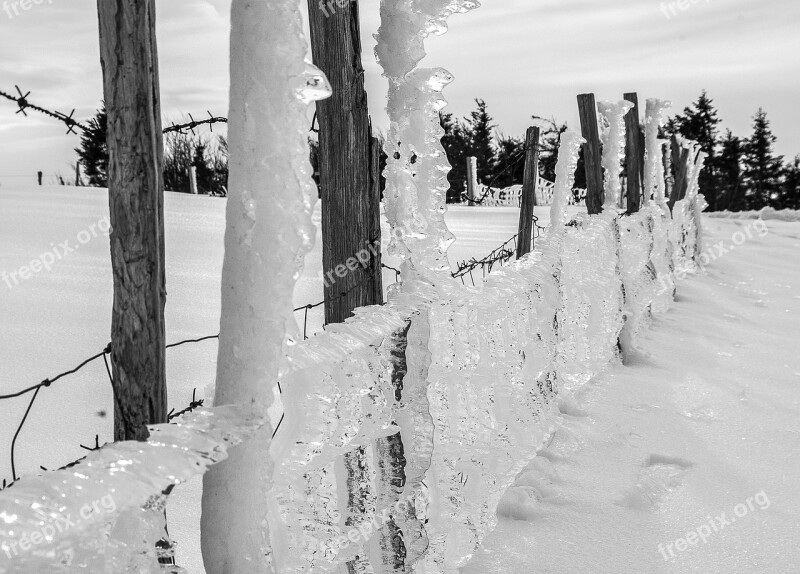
[439,93,800,211]
[76,93,799,211]
[76,106,229,195]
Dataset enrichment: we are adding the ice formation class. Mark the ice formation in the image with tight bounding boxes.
[597,100,634,209]
[0,406,264,574]
[375,0,480,280]
[550,131,585,227]
[644,99,672,207]
[200,0,331,572]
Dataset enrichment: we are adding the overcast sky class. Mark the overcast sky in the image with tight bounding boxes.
[0,0,798,187]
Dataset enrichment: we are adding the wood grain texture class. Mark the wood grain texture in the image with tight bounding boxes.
[668,138,692,213]
[623,92,643,214]
[97,0,166,441]
[577,94,604,214]
[517,126,540,259]
[308,0,382,325]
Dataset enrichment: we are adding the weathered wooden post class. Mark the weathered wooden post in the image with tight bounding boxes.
[307,0,382,324]
[466,155,479,203]
[668,139,691,213]
[623,92,644,214]
[97,0,167,441]
[516,126,540,259]
[189,166,198,195]
[577,93,604,214]
[663,141,674,206]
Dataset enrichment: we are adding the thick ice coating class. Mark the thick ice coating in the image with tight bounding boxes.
[200,0,331,572]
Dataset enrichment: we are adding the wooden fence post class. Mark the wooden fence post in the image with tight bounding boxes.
[516,126,540,259]
[308,0,382,325]
[466,156,478,204]
[577,93,604,214]
[663,141,674,207]
[98,0,167,441]
[189,166,198,194]
[668,139,691,213]
[623,92,644,214]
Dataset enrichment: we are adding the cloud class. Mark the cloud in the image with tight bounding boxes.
[0,0,798,186]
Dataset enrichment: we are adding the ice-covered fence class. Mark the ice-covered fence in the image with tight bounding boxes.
[0,0,710,571]
[470,178,588,208]
[0,406,264,573]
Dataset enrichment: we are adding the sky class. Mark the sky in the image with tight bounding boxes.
[0,0,798,187]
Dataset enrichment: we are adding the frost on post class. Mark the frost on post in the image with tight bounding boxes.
[597,99,634,209]
[644,98,671,207]
[556,122,625,385]
[200,0,331,572]
[375,0,480,281]
[550,131,584,228]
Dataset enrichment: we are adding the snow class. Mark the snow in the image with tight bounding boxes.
[708,207,800,222]
[1,186,798,573]
[465,216,800,574]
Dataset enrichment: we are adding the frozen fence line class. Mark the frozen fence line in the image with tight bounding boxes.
[0,405,265,573]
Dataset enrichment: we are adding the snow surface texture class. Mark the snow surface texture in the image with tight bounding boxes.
[0,406,265,573]
[708,207,800,221]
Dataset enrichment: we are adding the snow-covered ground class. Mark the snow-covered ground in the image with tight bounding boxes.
[1,186,798,572]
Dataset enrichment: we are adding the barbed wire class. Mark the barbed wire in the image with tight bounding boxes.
[0,276,391,492]
[0,86,87,135]
[1,84,321,139]
[451,215,547,285]
[461,143,546,206]
[163,112,228,135]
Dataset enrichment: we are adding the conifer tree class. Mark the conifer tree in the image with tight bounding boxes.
[467,99,496,183]
[440,111,471,202]
[778,155,800,210]
[717,130,745,211]
[75,105,108,187]
[743,108,784,209]
[668,91,721,209]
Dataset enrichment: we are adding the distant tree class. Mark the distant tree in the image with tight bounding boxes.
[193,143,214,193]
[208,135,229,195]
[162,130,197,193]
[716,130,745,211]
[466,99,496,184]
[75,105,108,187]
[667,91,721,209]
[532,115,568,183]
[440,111,471,202]
[778,155,800,210]
[742,109,784,209]
[490,134,525,188]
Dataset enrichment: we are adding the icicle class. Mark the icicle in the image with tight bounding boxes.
[200,0,331,572]
[597,100,634,210]
[550,131,585,227]
[644,99,672,208]
[375,0,480,281]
